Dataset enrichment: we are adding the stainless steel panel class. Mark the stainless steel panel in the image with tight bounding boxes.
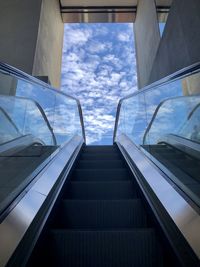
[0,190,45,267]
[117,133,200,259]
[32,135,82,196]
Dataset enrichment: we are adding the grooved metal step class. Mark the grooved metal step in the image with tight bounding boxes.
[77,160,125,169]
[49,229,163,267]
[64,181,137,200]
[73,169,131,181]
[80,153,121,160]
[82,145,117,151]
[27,145,165,267]
[55,199,147,229]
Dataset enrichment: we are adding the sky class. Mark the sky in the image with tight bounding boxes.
[61,23,138,145]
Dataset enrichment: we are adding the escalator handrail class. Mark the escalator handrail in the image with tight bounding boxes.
[113,62,200,143]
[0,62,86,143]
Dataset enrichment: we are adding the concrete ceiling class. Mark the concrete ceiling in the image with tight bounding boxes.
[61,0,172,7]
[60,0,138,7]
[155,0,173,6]
[60,0,172,23]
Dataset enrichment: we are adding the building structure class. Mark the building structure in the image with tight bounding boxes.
[0,0,199,89]
[0,1,200,266]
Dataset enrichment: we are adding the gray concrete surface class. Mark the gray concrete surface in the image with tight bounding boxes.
[134,0,161,88]
[32,0,64,88]
[149,0,200,84]
[0,0,42,74]
[0,0,63,88]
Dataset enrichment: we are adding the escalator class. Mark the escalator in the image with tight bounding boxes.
[1,63,200,267]
[26,145,178,267]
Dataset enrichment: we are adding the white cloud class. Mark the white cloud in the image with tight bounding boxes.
[61,24,138,144]
[87,41,112,54]
[63,25,93,52]
[118,32,130,42]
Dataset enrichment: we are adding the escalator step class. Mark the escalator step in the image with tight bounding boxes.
[82,145,117,152]
[64,181,136,200]
[73,168,131,181]
[56,199,147,229]
[80,153,121,161]
[49,229,163,267]
[77,160,125,169]
[81,151,120,158]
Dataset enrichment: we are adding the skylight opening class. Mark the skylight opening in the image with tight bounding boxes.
[61,23,137,145]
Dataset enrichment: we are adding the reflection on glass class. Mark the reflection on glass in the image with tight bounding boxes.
[0,96,55,146]
[182,103,200,142]
[0,107,20,144]
[143,96,200,145]
[0,69,83,214]
[117,70,200,206]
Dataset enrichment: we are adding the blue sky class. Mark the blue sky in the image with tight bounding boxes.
[61,23,137,145]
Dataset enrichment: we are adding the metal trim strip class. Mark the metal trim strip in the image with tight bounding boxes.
[0,135,83,267]
[116,133,200,260]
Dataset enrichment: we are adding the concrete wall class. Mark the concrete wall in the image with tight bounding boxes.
[134,0,160,88]
[32,0,64,88]
[0,0,42,74]
[149,0,200,84]
[0,0,63,88]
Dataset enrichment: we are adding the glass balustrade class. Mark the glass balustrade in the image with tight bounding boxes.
[0,63,85,214]
[115,68,200,206]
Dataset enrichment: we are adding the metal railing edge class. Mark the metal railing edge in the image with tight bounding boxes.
[113,62,200,143]
[0,62,86,143]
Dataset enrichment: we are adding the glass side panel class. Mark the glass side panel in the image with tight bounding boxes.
[0,107,20,144]
[143,96,200,145]
[116,70,200,206]
[0,69,83,214]
[0,96,55,146]
[53,93,82,145]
